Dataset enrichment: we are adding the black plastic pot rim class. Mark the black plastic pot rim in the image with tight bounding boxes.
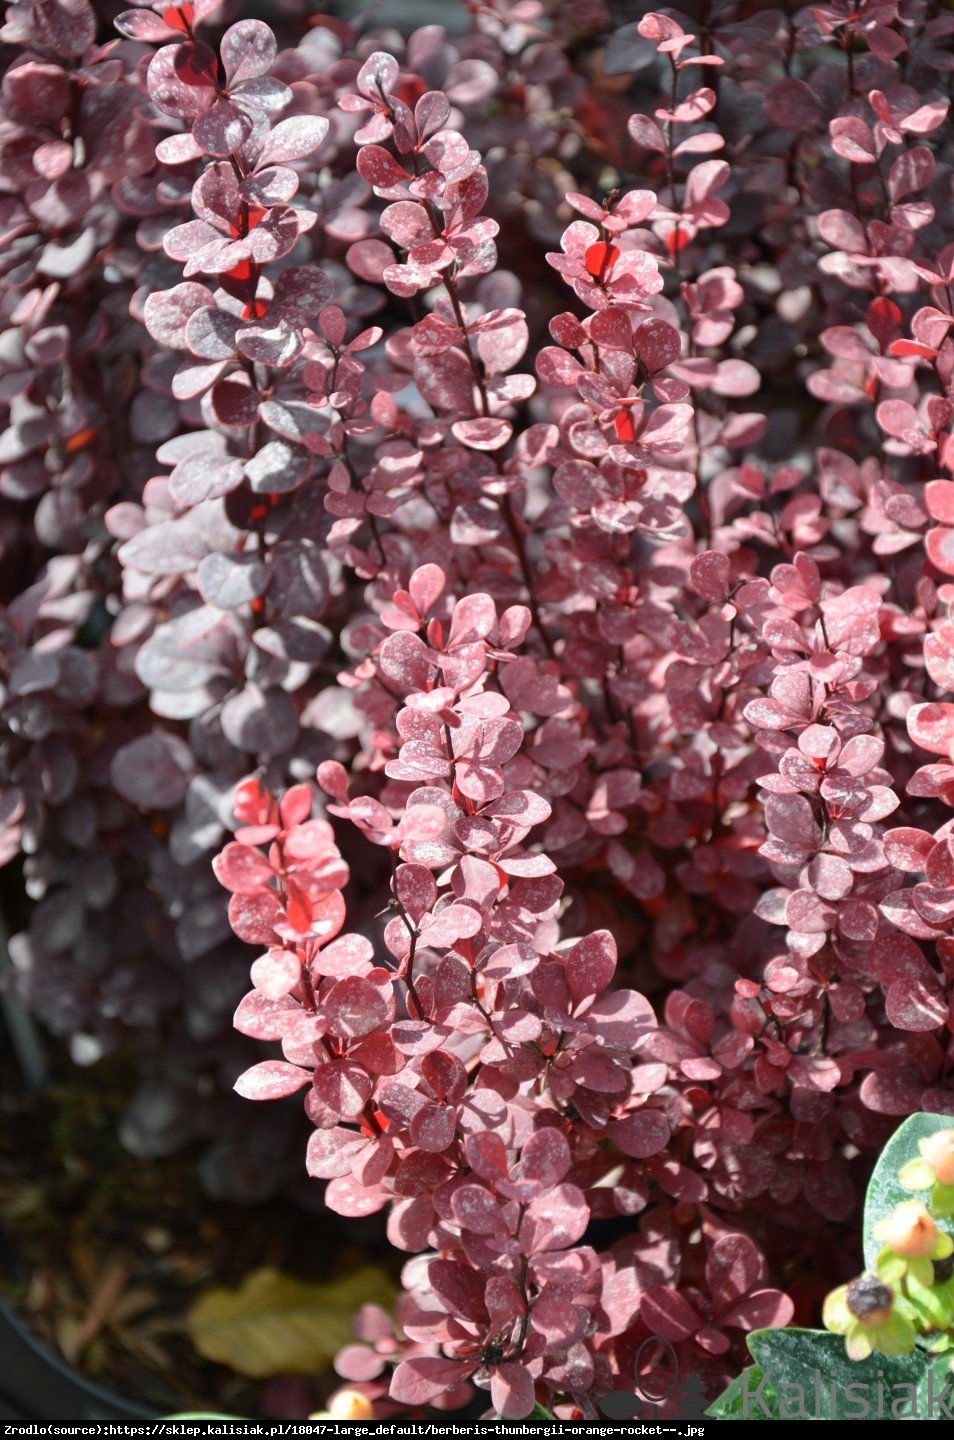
[0,1293,157,1421]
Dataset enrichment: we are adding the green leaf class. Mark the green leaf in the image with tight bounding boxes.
[162,1416,247,1422]
[864,1113,954,1271]
[706,1366,777,1419]
[907,1273,951,1331]
[741,1327,954,1420]
[186,1265,396,1379]
[496,1404,556,1424]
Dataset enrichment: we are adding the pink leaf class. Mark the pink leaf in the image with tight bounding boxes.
[925,630,954,690]
[313,933,374,978]
[490,1363,535,1419]
[722,1289,794,1331]
[690,550,731,601]
[234,1060,311,1100]
[250,949,300,999]
[926,527,954,576]
[323,976,389,1039]
[307,1127,368,1179]
[830,116,878,162]
[259,115,330,165]
[926,483,954,524]
[634,318,680,373]
[233,991,296,1041]
[390,1357,469,1406]
[908,702,954,757]
[884,828,935,872]
[213,842,275,894]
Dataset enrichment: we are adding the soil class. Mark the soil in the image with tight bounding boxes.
[0,1037,391,1419]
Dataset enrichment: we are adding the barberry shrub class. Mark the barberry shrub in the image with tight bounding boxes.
[4,0,954,1418]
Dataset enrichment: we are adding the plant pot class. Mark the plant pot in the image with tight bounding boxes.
[0,955,156,1419]
[0,1295,157,1421]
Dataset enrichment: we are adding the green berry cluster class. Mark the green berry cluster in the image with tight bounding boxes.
[825,1130,954,1362]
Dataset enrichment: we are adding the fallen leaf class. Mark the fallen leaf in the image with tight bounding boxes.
[186,1265,395,1378]
[73,1262,129,1352]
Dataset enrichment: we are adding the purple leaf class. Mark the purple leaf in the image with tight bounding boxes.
[221,19,277,87]
[259,115,330,165]
[147,43,218,120]
[194,101,253,158]
[111,732,194,809]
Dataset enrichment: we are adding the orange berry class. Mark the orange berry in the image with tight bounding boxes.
[921,1130,954,1186]
[327,1389,375,1421]
[877,1200,938,1258]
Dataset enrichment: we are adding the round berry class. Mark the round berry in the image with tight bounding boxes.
[327,1390,376,1421]
[934,1253,954,1285]
[878,1200,939,1258]
[921,1130,954,1186]
[845,1275,893,1327]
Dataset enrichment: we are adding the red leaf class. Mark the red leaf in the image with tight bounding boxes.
[885,976,949,1032]
[283,877,314,933]
[640,1286,701,1340]
[666,225,690,256]
[608,1110,670,1158]
[163,3,193,31]
[565,929,617,1003]
[890,338,938,359]
[584,241,619,278]
[614,408,637,442]
[224,258,254,282]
